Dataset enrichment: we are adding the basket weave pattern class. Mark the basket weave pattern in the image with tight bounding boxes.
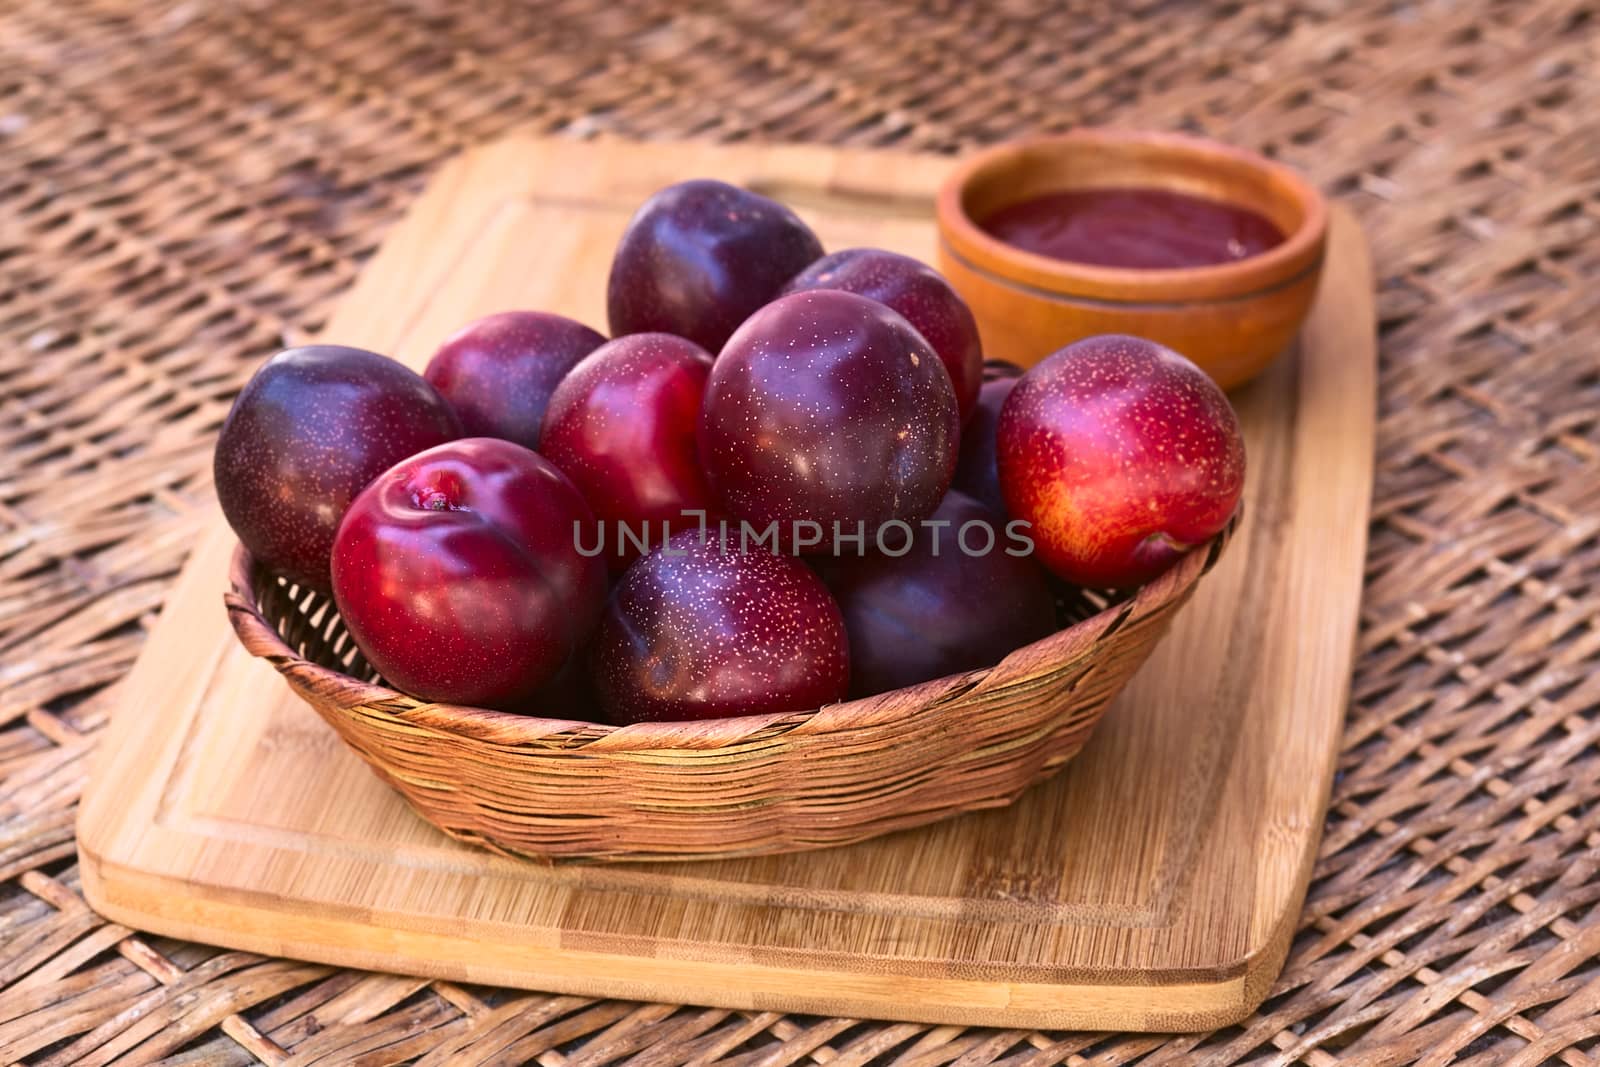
[224,532,1228,861]
[5,0,1600,1062]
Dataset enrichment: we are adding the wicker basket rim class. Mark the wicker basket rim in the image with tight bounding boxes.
[224,517,1234,752]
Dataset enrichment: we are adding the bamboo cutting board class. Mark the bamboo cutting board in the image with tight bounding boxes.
[78,137,1375,1031]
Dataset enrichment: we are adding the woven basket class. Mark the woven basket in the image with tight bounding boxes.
[224,519,1235,863]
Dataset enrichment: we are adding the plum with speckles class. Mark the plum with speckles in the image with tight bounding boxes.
[699,290,959,547]
[819,491,1057,697]
[589,530,850,723]
[997,334,1245,589]
[607,180,824,352]
[331,438,608,711]
[951,361,1025,516]
[214,344,462,591]
[783,248,984,422]
[423,311,606,449]
[541,333,718,572]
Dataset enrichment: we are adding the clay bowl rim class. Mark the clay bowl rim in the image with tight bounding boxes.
[936,128,1329,305]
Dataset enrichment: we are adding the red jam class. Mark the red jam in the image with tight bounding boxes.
[980,187,1286,270]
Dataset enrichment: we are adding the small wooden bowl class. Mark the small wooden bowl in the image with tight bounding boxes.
[936,129,1328,389]
[225,517,1236,863]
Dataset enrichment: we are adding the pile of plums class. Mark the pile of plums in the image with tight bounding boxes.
[215,179,1246,725]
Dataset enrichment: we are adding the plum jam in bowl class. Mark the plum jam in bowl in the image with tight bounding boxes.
[936,129,1328,389]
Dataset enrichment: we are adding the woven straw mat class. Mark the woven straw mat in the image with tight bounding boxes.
[2,0,1598,1063]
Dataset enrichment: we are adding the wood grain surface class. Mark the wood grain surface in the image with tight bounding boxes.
[76,137,1375,1031]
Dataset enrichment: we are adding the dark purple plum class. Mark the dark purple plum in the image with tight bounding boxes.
[784,248,984,422]
[698,290,959,547]
[331,438,607,711]
[589,531,850,724]
[540,333,717,572]
[951,361,1025,515]
[820,491,1057,697]
[214,344,462,590]
[607,180,823,352]
[423,311,605,449]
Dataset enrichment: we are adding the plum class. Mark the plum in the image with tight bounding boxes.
[698,290,958,548]
[951,361,1025,515]
[589,530,850,723]
[214,344,461,590]
[607,179,823,352]
[423,311,605,449]
[998,335,1245,588]
[331,438,607,710]
[540,333,717,571]
[784,248,983,421]
[820,491,1056,696]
